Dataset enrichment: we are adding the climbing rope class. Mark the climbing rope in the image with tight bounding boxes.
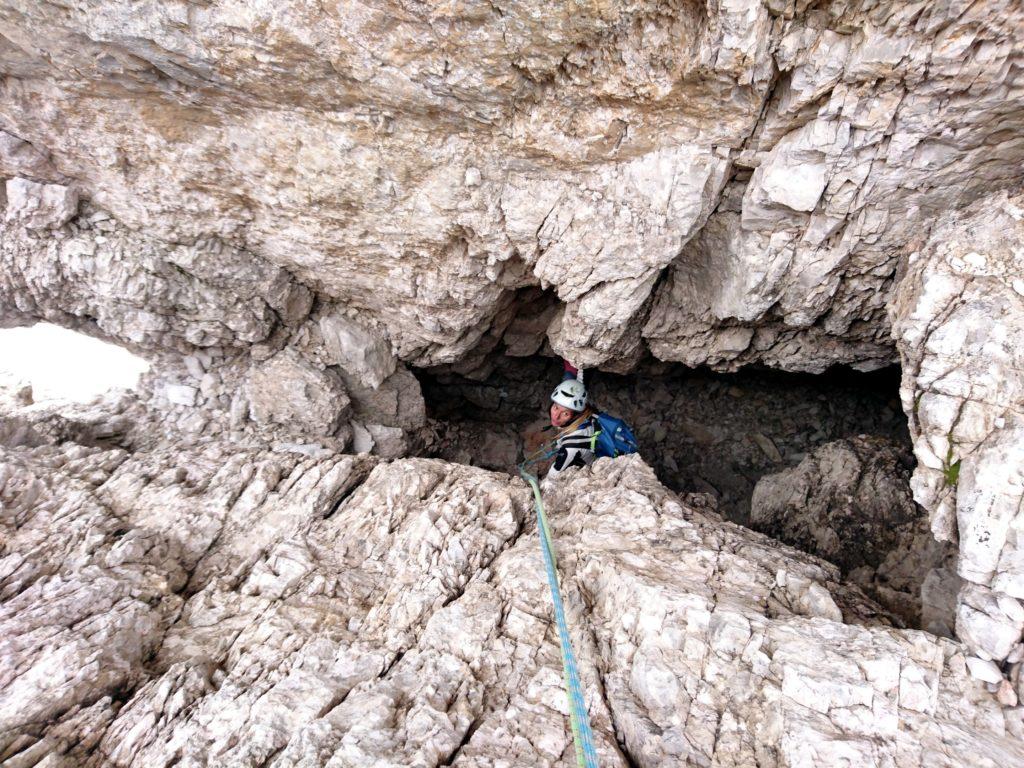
[519,458,600,768]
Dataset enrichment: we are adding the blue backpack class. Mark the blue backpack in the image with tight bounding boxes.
[591,412,639,459]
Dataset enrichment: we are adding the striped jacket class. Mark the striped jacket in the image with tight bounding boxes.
[545,413,598,482]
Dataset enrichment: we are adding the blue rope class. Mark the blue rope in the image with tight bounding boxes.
[519,464,600,768]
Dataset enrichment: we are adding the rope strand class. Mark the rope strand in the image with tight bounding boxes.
[519,464,601,768]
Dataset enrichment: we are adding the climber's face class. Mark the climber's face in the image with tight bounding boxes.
[550,402,575,428]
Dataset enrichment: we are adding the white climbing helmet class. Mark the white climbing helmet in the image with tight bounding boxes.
[550,379,587,412]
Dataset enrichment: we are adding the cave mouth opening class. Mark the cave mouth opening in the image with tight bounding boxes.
[417,353,910,525]
[0,322,150,405]
[417,354,957,633]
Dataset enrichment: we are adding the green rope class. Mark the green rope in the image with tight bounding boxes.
[519,464,600,768]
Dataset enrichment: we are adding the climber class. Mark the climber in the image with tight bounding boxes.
[546,375,598,482]
[523,359,639,485]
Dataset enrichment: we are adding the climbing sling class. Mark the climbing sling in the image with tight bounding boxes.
[518,458,600,768]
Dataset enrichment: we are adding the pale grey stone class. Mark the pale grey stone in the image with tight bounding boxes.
[350,420,374,454]
[751,436,951,627]
[1,3,1024,760]
[163,384,197,407]
[365,424,407,459]
[245,350,350,437]
[966,657,1004,685]
[891,191,1024,663]
[319,310,396,390]
[4,437,1020,766]
[5,178,78,230]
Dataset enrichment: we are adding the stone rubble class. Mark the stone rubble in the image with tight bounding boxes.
[750,435,959,631]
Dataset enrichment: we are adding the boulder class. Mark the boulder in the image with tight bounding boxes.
[751,435,954,627]
[345,364,426,431]
[4,177,78,230]
[319,310,396,390]
[245,350,350,437]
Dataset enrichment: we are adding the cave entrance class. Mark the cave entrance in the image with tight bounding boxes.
[417,354,956,632]
[0,322,149,405]
[418,354,909,526]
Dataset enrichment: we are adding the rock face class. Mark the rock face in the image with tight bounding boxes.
[3,0,1024,760]
[3,408,1024,766]
[0,1,1022,371]
[750,436,958,631]
[890,190,1024,670]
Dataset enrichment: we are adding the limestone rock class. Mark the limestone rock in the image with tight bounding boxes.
[751,436,955,627]
[318,309,397,390]
[1,1,1024,759]
[423,418,522,474]
[957,583,1024,662]
[364,423,408,460]
[4,177,78,230]
[2,439,1022,766]
[0,130,67,182]
[0,207,312,354]
[245,350,350,438]
[966,657,1004,685]
[0,2,1020,371]
[0,371,33,409]
[642,4,1024,373]
[162,383,197,408]
[350,420,374,454]
[345,364,426,431]
[890,190,1024,663]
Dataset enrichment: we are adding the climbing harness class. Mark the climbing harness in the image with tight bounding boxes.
[519,454,600,768]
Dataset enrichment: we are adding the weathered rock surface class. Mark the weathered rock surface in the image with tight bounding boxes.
[0,196,310,353]
[750,436,958,631]
[643,5,1024,373]
[4,177,77,230]
[1,1,1022,371]
[890,190,1024,670]
[2,0,1024,759]
[317,310,397,391]
[3,406,1023,766]
[245,350,351,438]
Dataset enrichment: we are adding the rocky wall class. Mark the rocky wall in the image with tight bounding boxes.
[1,1,1022,372]
[890,190,1024,674]
[3,418,1024,765]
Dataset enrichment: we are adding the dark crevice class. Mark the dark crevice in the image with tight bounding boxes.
[593,666,642,768]
[316,686,353,719]
[414,350,944,629]
[322,479,363,519]
[417,354,909,526]
[255,743,287,768]
[378,649,406,679]
[439,716,483,766]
